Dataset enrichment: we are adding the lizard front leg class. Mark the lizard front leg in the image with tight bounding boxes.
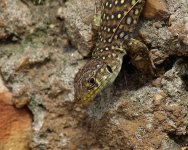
[127,38,155,75]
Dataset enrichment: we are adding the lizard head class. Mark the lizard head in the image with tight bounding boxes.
[74,58,121,105]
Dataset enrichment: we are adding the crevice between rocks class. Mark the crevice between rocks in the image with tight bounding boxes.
[168,132,188,147]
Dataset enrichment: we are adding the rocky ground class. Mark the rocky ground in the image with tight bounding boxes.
[0,0,188,150]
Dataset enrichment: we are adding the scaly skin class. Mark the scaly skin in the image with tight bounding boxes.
[74,0,148,104]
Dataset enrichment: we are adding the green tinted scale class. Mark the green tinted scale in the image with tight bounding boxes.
[74,0,152,104]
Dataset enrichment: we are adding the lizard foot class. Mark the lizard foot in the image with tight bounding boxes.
[127,38,155,76]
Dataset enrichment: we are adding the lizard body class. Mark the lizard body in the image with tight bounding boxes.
[74,0,149,104]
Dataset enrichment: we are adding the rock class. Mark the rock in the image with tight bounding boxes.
[13,96,29,108]
[88,83,187,149]
[0,76,8,93]
[62,0,95,57]
[15,57,30,71]
[0,0,33,40]
[154,111,166,122]
[150,49,168,65]
[161,60,187,98]
[159,59,188,134]
[152,77,162,87]
[153,93,164,105]
[0,0,187,149]
[56,7,64,20]
[0,76,32,150]
[15,49,50,71]
[11,83,29,108]
[169,16,188,46]
[143,0,169,20]
[61,36,72,48]
[140,0,188,58]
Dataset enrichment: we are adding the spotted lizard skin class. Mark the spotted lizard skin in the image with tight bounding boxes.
[74,0,147,104]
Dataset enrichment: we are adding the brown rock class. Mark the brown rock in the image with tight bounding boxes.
[13,96,29,108]
[154,111,166,122]
[15,57,30,71]
[0,77,32,150]
[0,17,6,28]
[0,77,8,93]
[153,94,164,105]
[0,0,33,40]
[0,31,6,40]
[150,49,168,65]
[169,16,188,46]
[63,0,95,57]
[152,77,162,87]
[61,36,72,48]
[143,0,169,20]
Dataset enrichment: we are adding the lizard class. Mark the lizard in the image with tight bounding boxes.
[74,0,154,105]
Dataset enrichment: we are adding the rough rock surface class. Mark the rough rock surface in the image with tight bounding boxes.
[62,0,95,57]
[0,0,187,150]
[0,77,32,150]
[0,0,33,40]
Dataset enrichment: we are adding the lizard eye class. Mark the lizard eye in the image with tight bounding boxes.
[88,77,96,85]
[86,77,98,90]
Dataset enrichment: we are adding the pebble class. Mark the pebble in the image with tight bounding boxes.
[143,0,169,20]
[56,7,65,20]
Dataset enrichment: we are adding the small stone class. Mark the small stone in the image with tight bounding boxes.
[154,111,166,122]
[11,83,29,108]
[75,106,82,112]
[0,18,6,28]
[61,37,71,48]
[139,31,152,45]
[185,23,188,33]
[183,17,188,23]
[13,96,29,108]
[56,7,65,20]
[143,0,169,20]
[15,57,30,71]
[153,22,162,29]
[12,36,19,42]
[182,147,188,150]
[152,77,162,87]
[150,49,168,65]
[159,91,166,97]
[0,31,6,40]
[153,94,164,105]
[0,76,8,93]
[169,16,188,46]
[169,15,176,25]
[49,24,56,29]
